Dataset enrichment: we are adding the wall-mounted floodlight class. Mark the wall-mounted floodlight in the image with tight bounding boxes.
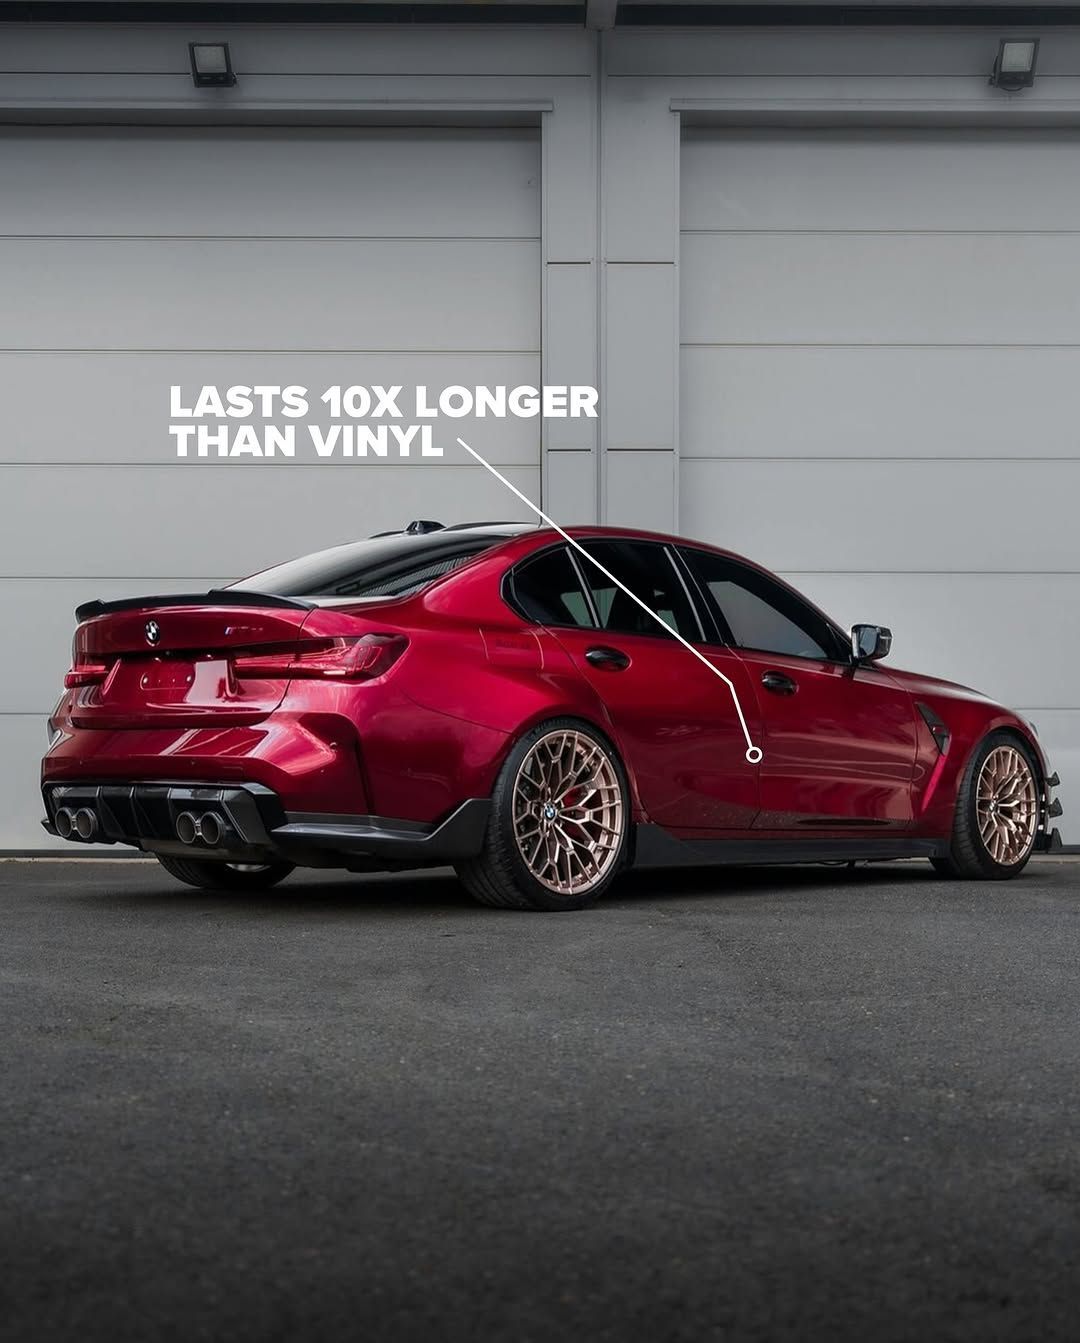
[189,43,237,89]
[989,39,1039,92]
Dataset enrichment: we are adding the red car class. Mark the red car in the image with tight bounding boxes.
[42,522,1062,911]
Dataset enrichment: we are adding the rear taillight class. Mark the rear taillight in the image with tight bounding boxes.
[64,663,109,688]
[233,634,407,681]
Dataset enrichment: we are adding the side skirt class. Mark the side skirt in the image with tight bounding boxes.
[633,824,949,869]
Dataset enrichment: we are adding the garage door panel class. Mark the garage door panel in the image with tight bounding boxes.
[680,128,1078,843]
[782,572,1079,710]
[0,127,541,239]
[3,239,539,352]
[1,124,541,849]
[682,129,1080,233]
[0,351,540,465]
[682,233,1080,346]
[0,716,65,851]
[680,460,1079,572]
[681,346,1080,460]
[1010,710,1080,841]
[1,464,537,577]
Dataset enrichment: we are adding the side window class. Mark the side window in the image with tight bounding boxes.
[511,547,594,628]
[580,541,701,642]
[683,549,841,661]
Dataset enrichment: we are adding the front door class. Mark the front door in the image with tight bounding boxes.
[679,548,917,830]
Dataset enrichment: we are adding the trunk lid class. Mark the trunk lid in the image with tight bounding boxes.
[69,597,316,729]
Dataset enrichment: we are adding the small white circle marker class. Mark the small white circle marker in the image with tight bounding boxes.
[745,746,764,764]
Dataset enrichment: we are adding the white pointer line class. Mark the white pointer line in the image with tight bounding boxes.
[456,437,763,765]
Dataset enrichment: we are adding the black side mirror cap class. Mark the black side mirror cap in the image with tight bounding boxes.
[851,624,893,663]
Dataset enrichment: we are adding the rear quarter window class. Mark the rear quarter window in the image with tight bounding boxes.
[509,547,595,628]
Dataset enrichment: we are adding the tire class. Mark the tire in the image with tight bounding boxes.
[455,718,631,911]
[933,730,1041,880]
[156,854,294,892]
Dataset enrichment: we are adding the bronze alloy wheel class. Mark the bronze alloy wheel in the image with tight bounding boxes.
[512,728,625,897]
[975,743,1039,866]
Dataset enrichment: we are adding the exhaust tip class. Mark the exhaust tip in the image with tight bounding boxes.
[198,812,223,848]
[54,806,74,839]
[176,812,198,845]
[74,808,98,841]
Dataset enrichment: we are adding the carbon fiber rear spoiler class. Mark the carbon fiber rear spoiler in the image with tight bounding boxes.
[74,589,314,622]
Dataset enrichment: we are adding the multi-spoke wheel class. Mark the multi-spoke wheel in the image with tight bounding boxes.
[456,719,630,910]
[512,729,624,897]
[975,744,1039,866]
[932,730,1041,880]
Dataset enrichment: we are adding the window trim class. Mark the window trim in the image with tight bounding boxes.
[576,538,706,645]
[677,545,852,666]
[565,547,602,627]
[670,545,729,646]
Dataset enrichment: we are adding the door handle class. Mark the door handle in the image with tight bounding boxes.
[585,645,631,671]
[761,670,797,695]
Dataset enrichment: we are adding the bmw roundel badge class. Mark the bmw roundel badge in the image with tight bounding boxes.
[145,619,161,645]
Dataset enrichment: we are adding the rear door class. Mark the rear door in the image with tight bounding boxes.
[509,541,761,830]
[680,548,918,830]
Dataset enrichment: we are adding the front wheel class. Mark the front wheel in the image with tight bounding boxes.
[456,718,630,911]
[156,854,294,892]
[933,731,1041,880]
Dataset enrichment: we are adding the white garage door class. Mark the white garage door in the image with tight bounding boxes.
[680,128,1079,842]
[0,126,540,850]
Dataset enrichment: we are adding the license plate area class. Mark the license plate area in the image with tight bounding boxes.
[108,656,237,707]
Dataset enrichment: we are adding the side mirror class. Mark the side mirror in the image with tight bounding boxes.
[851,624,892,663]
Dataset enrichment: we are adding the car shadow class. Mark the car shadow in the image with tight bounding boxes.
[609,859,937,904]
[53,856,942,919]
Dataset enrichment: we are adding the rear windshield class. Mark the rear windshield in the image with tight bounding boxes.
[228,533,509,600]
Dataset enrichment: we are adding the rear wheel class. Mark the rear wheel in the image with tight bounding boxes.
[932,731,1041,880]
[155,855,294,892]
[456,718,630,911]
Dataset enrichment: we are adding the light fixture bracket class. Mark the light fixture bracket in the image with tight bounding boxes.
[189,42,237,89]
[989,39,1039,93]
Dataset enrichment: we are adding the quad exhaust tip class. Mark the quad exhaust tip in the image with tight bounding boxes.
[176,811,224,847]
[55,805,99,841]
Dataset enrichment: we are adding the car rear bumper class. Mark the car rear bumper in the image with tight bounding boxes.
[41,780,491,869]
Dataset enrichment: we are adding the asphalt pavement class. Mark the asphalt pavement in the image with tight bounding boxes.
[2,856,1079,1343]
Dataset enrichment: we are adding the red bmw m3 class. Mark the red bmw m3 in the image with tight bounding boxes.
[42,522,1062,910]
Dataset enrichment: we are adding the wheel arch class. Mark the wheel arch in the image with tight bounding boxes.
[496,705,646,821]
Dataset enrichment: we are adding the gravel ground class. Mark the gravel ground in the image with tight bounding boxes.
[2,856,1079,1343]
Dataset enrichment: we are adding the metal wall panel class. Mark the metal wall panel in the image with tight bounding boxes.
[1,464,537,578]
[0,352,539,464]
[681,347,1080,461]
[679,459,1080,572]
[683,233,1080,346]
[0,127,541,237]
[785,573,1080,712]
[680,129,1080,841]
[682,128,1080,232]
[4,239,538,350]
